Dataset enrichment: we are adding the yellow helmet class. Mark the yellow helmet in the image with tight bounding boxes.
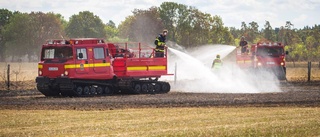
[163,29,168,33]
[216,54,220,58]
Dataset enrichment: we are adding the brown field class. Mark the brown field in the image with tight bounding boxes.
[0,62,320,136]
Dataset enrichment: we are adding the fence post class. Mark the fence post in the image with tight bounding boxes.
[307,62,311,82]
[7,64,10,90]
[174,62,177,84]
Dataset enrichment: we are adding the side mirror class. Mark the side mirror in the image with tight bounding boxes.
[285,51,289,55]
[78,53,83,59]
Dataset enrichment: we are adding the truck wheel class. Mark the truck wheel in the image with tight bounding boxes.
[154,83,161,93]
[83,86,90,95]
[278,67,287,80]
[134,84,141,94]
[161,83,170,93]
[75,86,83,96]
[90,87,97,95]
[141,83,148,94]
[104,86,113,95]
[96,86,103,95]
[147,84,154,94]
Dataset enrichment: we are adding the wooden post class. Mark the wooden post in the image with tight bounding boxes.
[307,62,311,82]
[7,64,10,90]
[174,62,177,84]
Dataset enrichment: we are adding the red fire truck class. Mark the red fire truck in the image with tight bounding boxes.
[236,42,288,80]
[36,38,172,97]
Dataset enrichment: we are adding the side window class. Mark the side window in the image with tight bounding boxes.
[77,48,87,60]
[43,49,55,59]
[94,47,105,59]
[106,49,109,57]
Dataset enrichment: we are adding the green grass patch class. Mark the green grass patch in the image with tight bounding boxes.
[1,107,319,137]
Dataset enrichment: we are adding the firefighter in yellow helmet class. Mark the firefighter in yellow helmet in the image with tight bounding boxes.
[154,29,168,57]
[212,54,223,70]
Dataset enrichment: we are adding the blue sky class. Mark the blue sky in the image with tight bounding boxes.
[1,0,319,29]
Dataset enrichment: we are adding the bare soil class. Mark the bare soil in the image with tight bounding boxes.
[0,81,319,110]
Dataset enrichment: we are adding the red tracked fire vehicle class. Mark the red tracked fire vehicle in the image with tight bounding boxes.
[36,38,172,97]
[236,42,288,80]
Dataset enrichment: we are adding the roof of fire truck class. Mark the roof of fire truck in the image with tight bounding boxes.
[254,42,284,47]
[44,38,105,46]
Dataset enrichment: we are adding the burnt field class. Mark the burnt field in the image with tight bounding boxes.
[0,81,319,110]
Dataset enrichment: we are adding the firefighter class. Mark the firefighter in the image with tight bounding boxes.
[239,36,248,54]
[154,29,168,57]
[211,54,223,70]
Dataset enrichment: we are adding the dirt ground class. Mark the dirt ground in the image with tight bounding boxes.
[0,80,319,110]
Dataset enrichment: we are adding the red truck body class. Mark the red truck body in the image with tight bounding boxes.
[236,42,287,80]
[36,38,171,97]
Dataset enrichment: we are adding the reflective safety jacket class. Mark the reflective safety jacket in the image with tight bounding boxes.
[154,34,166,52]
[212,58,222,69]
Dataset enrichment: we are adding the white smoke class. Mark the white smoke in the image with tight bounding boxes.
[162,44,282,93]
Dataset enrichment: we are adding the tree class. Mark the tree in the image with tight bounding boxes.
[65,11,106,38]
[186,7,212,47]
[159,2,189,43]
[229,27,241,40]
[209,15,233,45]
[118,7,163,44]
[247,21,259,42]
[279,21,303,61]
[118,15,134,41]
[2,12,33,61]
[305,36,318,61]
[0,9,13,61]
[105,20,118,40]
[240,21,248,37]
[158,2,232,47]
[2,12,65,61]
[55,13,68,30]
[131,7,164,43]
[286,43,307,61]
[263,21,275,41]
[29,12,66,59]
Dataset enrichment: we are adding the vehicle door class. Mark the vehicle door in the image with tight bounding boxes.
[75,48,89,74]
[93,47,110,73]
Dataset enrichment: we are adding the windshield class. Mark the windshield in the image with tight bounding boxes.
[41,46,73,62]
[257,47,284,56]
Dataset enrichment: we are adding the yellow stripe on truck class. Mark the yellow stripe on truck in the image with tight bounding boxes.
[127,66,166,71]
[149,66,166,70]
[93,63,110,67]
[237,61,252,64]
[64,63,110,69]
[127,66,147,71]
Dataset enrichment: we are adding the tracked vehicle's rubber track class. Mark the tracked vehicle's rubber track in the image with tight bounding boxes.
[37,80,171,97]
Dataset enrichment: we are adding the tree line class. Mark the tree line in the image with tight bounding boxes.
[0,2,319,62]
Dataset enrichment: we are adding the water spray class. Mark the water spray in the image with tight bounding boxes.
[164,45,282,93]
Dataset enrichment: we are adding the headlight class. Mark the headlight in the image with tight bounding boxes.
[64,70,69,76]
[39,70,42,76]
[281,62,284,66]
[257,62,262,66]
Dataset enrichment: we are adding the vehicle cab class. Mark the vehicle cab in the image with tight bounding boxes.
[36,38,116,92]
[252,42,287,69]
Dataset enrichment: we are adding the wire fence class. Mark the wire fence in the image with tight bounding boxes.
[0,62,319,90]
